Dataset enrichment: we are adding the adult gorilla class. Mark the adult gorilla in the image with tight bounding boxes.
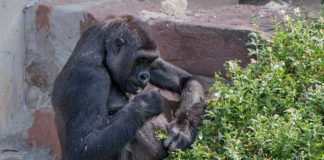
[52,15,206,160]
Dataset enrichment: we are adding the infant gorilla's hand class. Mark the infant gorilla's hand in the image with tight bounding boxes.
[163,116,193,151]
[163,102,205,151]
[132,90,163,119]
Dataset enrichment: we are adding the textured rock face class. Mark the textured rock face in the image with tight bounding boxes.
[148,20,250,76]
[0,0,26,138]
[28,108,61,160]
[24,3,86,109]
[161,0,188,16]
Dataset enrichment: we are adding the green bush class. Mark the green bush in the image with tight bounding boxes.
[168,15,324,159]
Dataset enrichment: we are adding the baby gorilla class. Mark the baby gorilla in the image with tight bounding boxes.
[52,15,206,160]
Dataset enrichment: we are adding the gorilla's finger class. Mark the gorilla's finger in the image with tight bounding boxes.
[163,130,178,148]
[163,134,175,148]
[169,132,191,151]
[179,131,191,143]
[168,136,183,151]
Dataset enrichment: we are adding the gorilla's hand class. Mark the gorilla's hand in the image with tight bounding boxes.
[132,90,163,119]
[163,119,192,151]
[163,102,205,151]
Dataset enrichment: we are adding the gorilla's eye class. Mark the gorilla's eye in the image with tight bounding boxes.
[113,38,125,54]
[115,38,125,48]
[137,55,157,65]
[137,57,147,64]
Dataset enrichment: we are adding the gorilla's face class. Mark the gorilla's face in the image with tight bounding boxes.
[127,52,159,94]
[104,18,159,94]
[107,38,159,94]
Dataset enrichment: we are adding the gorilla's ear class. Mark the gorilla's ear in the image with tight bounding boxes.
[112,38,125,54]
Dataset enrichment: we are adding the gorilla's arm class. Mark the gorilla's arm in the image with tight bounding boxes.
[149,58,190,93]
[149,58,206,150]
[55,67,161,160]
[149,58,204,101]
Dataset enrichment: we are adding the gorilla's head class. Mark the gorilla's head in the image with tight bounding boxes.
[103,16,159,94]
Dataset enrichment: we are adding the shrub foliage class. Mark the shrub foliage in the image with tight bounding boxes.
[168,15,324,159]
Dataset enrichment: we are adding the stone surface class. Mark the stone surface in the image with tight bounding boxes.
[0,0,26,138]
[27,108,61,160]
[161,0,188,17]
[3,158,18,160]
[24,2,86,109]
[148,20,251,76]
[189,0,238,8]
[0,134,54,160]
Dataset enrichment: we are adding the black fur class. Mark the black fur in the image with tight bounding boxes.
[52,15,205,160]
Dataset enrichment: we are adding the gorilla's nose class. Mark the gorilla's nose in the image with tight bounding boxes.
[138,71,150,84]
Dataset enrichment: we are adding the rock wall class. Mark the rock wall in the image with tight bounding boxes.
[0,0,29,138]
[24,3,86,110]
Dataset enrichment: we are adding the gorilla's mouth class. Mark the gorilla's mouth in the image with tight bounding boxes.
[129,83,144,94]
